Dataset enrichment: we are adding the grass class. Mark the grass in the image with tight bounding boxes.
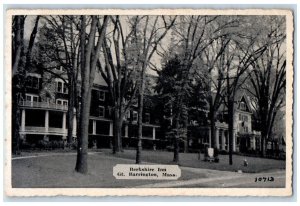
[12,152,204,188]
[12,149,285,188]
[100,149,286,173]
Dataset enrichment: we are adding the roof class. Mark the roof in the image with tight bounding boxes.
[93,71,108,87]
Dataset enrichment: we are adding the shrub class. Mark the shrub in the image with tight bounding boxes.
[36,140,51,150]
[49,140,64,149]
[20,141,33,150]
[66,142,77,150]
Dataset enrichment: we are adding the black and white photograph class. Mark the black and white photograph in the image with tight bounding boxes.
[4,9,293,196]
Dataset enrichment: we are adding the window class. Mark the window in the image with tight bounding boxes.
[126,110,130,119]
[98,106,105,117]
[240,102,246,110]
[26,94,39,102]
[56,81,68,94]
[32,77,39,89]
[26,95,31,101]
[26,76,39,89]
[56,99,68,106]
[239,114,249,122]
[133,111,138,122]
[124,110,130,120]
[63,86,68,94]
[99,90,105,101]
[57,82,63,93]
[145,113,150,123]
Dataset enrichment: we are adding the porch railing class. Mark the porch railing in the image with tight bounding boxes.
[19,101,68,111]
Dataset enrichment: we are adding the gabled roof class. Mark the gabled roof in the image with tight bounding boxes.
[93,71,108,87]
[236,91,253,114]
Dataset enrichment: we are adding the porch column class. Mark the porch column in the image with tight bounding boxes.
[72,115,77,137]
[45,110,49,133]
[233,131,236,152]
[125,125,128,137]
[21,109,26,132]
[109,121,113,136]
[226,132,230,152]
[92,120,96,135]
[62,112,66,131]
[152,127,156,140]
[221,130,226,150]
[215,128,220,149]
[252,136,256,150]
[62,112,67,140]
[208,128,211,147]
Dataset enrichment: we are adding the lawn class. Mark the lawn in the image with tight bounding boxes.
[12,152,204,188]
[12,149,285,188]
[100,149,286,173]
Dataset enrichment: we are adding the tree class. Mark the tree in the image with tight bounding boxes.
[134,15,176,164]
[201,36,231,151]
[163,15,231,162]
[37,15,81,144]
[219,16,274,164]
[99,16,140,154]
[75,15,108,174]
[245,16,286,157]
[12,15,40,154]
[99,15,176,160]
[156,55,193,160]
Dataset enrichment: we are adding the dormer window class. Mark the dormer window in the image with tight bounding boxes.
[56,80,68,94]
[57,82,63,93]
[240,102,246,111]
[26,76,40,89]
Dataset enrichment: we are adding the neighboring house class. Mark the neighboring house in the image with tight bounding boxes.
[18,67,161,149]
[187,92,261,153]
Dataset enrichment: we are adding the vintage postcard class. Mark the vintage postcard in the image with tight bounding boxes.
[4,8,293,197]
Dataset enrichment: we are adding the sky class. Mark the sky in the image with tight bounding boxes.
[23,15,174,76]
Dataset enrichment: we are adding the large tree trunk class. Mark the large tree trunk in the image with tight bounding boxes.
[12,92,21,154]
[228,99,234,165]
[67,78,74,144]
[75,78,92,174]
[260,131,267,157]
[136,73,145,164]
[112,109,123,154]
[12,16,25,155]
[12,15,39,154]
[260,100,268,157]
[136,95,143,163]
[182,107,188,153]
[12,16,25,76]
[173,115,180,163]
[75,15,91,174]
[209,107,216,149]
